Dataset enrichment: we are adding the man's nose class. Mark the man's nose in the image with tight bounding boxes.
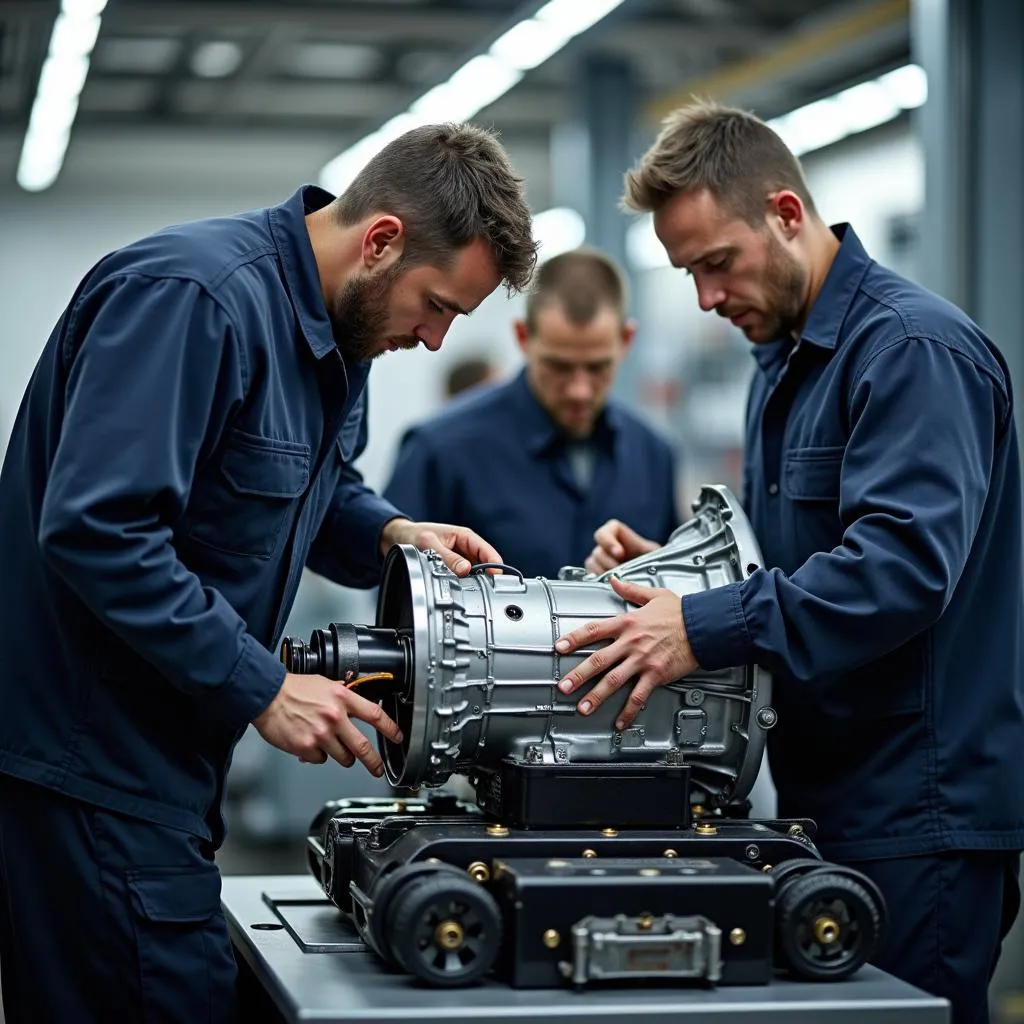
[420,327,445,352]
[565,369,593,400]
[696,280,726,312]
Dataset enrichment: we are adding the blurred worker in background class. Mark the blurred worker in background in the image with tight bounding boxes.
[384,247,680,579]
[0,122,537,1023]
[557,101,1023,1024]
[443,353,501,399]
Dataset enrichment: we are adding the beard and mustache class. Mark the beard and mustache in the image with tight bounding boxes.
[720,232,807,343]
[326,262,420,363]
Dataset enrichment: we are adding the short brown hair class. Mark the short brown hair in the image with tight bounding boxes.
[623,100,817,225]
[334,123,537,294]
[524,247,628,333]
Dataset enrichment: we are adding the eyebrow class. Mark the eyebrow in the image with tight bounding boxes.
[434,294,472,317]
[680,245,736,273]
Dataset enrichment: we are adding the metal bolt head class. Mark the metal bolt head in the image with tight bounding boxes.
[663,849,678,858]
[695,823,718,836]
[756,706,778,729]
[487,824,510,837]
[601,828,619,837]
[787,823,804,836]
[467,861,490,883]
[582,849,597,858]
[435,920,464,951]
[729,928,746,946]
[543,929,561,949]
[745,844,760,861]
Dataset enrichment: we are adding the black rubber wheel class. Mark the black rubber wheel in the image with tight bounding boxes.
[811,862,889,951]
[776,870,885,982]
[387,872,503,987]
[370,862,464,966]
[767,857,827,894]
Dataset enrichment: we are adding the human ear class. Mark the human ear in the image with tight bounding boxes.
[768,191,804,239]
[362,216,405,268]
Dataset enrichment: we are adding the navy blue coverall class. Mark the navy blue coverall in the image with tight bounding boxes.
[681,225,1024,1021]
[383,368,679,578]
[0,186,405,1022]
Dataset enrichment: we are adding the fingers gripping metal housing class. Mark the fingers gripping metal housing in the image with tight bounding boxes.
[289,485,774,806]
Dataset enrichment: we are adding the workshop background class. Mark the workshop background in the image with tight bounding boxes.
[0,0,1020,1019]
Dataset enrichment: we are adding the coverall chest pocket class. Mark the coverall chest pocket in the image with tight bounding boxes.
[187,429,310,558]
[781,445,845,565]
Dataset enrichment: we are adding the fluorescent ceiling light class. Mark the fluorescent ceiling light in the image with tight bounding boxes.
[16,0,108,192]
[320,0,628,195]
[769,63,927,158]
[489,20,570,71]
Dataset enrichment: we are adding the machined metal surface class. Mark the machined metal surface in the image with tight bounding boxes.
[569,913,723,985]
[370,485,772,806]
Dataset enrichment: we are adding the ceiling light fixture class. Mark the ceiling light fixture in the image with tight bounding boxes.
[319,0,629,195]
[16,0,108,192]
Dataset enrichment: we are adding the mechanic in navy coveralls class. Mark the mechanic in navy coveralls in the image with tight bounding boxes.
[557,102,1024,1024]
[0,123,537,1023]
[383,248,680,579]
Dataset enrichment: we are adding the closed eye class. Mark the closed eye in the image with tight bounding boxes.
[428,298,444,314]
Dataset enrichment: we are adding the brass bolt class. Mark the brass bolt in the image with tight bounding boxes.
[814,916,841,945]
[729,928,746,946]
[601,828,619,837]
[582,849,598,858]
[467,861,490,883]
[639,868,661,877]
[762,864,773,872]
[487,824,510,837]
[692,804,706,817]
[695,823,718,835]
[663,849,678,858]
[435,920,464,951]
[637,914,654,930]
[542,929,560,949]
[787,823,804,836]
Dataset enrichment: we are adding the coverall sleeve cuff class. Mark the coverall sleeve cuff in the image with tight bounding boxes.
[681,583,755,671]
[215,634,287,730]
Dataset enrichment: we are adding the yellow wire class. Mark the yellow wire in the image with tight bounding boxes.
[344,672,394,690]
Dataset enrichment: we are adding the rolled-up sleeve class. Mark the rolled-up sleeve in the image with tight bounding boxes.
[38,272,285,728]
[684,337,1003,681]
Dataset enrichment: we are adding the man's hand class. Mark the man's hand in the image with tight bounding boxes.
[555,576,699,730]
[584,519,660,575]
[252,672,403,776]
[380,518,502,576]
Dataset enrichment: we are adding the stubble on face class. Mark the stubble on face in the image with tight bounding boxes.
[745,229,807,343]
[327,262,417,363]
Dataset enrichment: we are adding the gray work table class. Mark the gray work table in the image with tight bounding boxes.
[223,875,949,1024]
